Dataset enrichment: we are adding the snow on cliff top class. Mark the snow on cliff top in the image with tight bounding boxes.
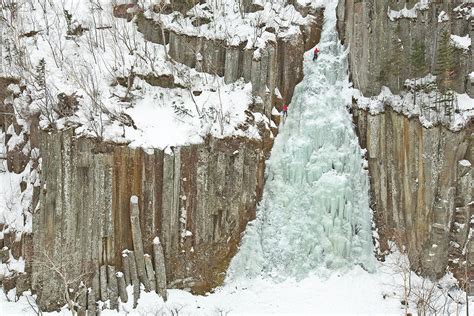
[354,74,474,131]
[389,1,473,22]
[297,0,327,8]
[454,2,474,19]
[145,0,325,47]
[388,0,431,21]
[2,0,267,152]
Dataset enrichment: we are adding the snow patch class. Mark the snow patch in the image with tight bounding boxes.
[130,195,139,204]
[459,159,471,167]
[2,0,264,152]
[388,0,431,21]
[353,74,474,131]
[437,11,449,23]
[146,0,316,46]
[450,34,471,50]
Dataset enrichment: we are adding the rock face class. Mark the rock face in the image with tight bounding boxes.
[4,2,325,312]
[32,129,271,311]
[353,107,473,289]
[136,8,324,117]
[7,0,471,312]
[337,0,472,96]
[337,0,473,291]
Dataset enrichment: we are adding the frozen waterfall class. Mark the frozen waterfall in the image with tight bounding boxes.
[227,1,375,281]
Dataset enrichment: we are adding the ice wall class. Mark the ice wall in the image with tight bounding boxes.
[228,1,375,281]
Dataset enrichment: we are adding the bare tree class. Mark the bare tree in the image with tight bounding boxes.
[387,229,468,315]
[25,294,43,316]
[34,249,93,316]
[66,60,107,139]
[149,0,171,61]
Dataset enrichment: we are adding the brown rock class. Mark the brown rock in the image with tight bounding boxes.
[0,247,9,263]
[2,274,17,294]
[15,273,30,297]
[113,4,143,22]
[11,239,22,260]
[7,146,29,174]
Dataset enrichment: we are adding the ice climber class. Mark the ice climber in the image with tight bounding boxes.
[313,47,319,61]
[282,104,288,118]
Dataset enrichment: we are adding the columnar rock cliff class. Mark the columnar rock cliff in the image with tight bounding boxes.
[354,108,472,285]
[337,0,472,96]
[32,128,271,311]
[0,2,325,311]
[1,0,472,312]
[338,0,473,292]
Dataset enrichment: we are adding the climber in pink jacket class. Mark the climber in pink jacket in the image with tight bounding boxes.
[282,104,289,118]
[313,47,319,61]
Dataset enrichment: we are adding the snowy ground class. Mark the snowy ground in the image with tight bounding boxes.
[0,251,471,315]
[0,159,35,235]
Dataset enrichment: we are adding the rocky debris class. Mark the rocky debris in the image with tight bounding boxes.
[191,16,212,27]
[169,0,196,14]
[54,92,80,118]
[247,3,264,13]
[0,77,20,131]
[137,73,184,89]
[136,13,169,46]
[3,230,14,249]
[152,2,173,15]
[6,143,29,174]
[11,239,22,260]
[15,273,31,297]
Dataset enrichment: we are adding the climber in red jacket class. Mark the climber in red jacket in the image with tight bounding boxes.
[313,47,319,61]
[282,104,289,118]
